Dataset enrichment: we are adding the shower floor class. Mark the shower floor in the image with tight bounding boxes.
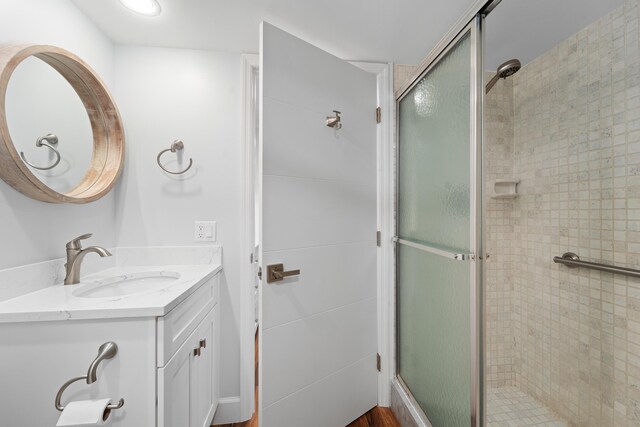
[487,387,567,427]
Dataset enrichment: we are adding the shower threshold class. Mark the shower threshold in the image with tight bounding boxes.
[487,387,567,427]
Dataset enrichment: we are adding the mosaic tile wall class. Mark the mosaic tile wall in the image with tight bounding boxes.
[394,64,418,94]
[484,71,517,389]
[486,1,640,425]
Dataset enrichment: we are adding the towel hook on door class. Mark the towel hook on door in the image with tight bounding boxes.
[157,140,193,175]
[326,110,342,129]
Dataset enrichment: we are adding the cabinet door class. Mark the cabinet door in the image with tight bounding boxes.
[158,341,191,427]
[190,306,218,427]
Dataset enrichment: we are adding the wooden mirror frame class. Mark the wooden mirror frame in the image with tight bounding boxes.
[0,45,124,204]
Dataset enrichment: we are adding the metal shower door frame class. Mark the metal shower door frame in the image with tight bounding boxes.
[393,14,484,427]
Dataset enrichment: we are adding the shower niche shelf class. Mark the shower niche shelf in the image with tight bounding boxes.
[491,179,519,199]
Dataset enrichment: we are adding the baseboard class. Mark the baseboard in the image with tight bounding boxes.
[212,396,246,425]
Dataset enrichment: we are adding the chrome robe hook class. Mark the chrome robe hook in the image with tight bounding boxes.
[20,133,61,170]
[157,140,193,175]
[326,110,342,129]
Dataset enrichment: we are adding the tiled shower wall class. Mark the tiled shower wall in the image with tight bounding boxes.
[485,1,640,425]
[394,64,418,93]
[484,71,516,389]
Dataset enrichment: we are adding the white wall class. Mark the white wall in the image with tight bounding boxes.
[1,2,247,410]
[0,0,116,269]
[113,46,243,400]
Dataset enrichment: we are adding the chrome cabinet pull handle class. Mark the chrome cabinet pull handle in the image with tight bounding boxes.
[20,134,61,171]
[266,263,301,283]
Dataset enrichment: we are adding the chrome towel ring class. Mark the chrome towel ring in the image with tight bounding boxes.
[157,140,193,175]
[20,133,61,170]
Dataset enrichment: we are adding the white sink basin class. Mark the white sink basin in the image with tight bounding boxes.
[73,271,181,299]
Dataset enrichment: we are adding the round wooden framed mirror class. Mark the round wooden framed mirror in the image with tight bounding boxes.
[0,44,124,204]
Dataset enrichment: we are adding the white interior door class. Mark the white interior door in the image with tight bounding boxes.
[259,22,378,427]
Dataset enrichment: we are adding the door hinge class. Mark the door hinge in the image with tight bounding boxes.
[376,353,381,371]
[375,107,381,124]
[376,231,381,247]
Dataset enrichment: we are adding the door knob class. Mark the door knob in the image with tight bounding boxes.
[266,264,301,283]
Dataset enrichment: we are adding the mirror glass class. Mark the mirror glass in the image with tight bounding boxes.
[5,56,93,194]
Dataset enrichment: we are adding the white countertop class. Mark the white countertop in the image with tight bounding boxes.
[0,263,221,323]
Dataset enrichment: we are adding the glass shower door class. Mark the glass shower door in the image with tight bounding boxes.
[396,18,482,427]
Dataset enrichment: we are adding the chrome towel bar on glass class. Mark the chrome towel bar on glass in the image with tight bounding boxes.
[553,252,640,279]
[393,237,473,261]
[157,140,193,175]
[20,133,61,170]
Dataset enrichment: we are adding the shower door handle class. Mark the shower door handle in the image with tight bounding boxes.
[266,263,301,283]
[393,237,475,261]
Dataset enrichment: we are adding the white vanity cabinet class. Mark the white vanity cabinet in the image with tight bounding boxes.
[0,270,220,427]
[157,270,220,427]
[158,295,219,427]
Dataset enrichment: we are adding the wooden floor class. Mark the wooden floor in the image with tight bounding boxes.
[214,331,399,427]
[346,407,401,427]
[217,405,399,427]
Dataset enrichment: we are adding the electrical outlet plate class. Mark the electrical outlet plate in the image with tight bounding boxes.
[194,221,216,242]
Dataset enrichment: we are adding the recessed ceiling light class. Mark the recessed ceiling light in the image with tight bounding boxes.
[119,0,161,16]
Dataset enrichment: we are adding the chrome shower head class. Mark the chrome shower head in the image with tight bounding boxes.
[486,58,521,94]
[497,59,521,78]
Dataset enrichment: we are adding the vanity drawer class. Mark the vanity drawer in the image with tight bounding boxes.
[157,273,219,367]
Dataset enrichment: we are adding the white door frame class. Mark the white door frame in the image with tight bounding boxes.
[349,61,395,407]
[239,56,394,422]
[239,53,260,423]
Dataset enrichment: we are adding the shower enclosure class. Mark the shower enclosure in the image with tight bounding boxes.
[394,0,636,426]
[395,16,483,427]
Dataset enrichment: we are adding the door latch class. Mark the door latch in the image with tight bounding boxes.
[266,264,301,283]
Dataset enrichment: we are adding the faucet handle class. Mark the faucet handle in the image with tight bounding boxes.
[66,233,93,250]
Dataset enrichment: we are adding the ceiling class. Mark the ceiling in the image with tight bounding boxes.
[72,0,625,69]
[72,0,474,64]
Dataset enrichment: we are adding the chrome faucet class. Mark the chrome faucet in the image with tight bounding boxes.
[64,233,112,285]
